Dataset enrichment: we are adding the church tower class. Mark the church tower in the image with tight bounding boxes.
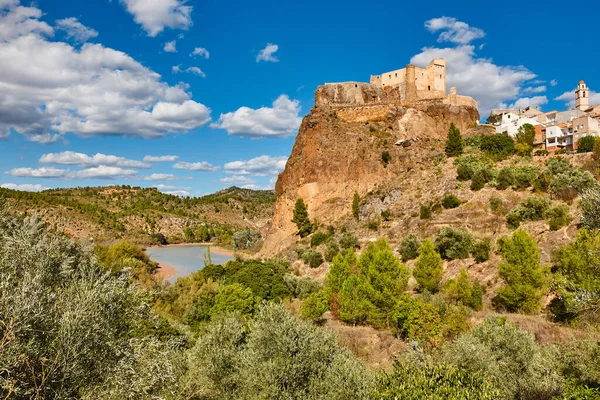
[576,80,589,111]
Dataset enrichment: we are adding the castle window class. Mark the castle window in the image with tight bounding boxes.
[428,85,431,90]
[440,74,442,79]
[389,74,391,78]
[355,84,357,88]
[395,73,397,77]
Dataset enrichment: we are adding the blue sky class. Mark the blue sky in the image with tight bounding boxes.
[1,0,598,196]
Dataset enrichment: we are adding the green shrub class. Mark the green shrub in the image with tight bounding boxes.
[533,168,554,192]
[495,167,514,190]
[367,218,380,231]
[381,151,391,167]
[549,169,595,201]
[489,196,504,214]
[442,317,562,399]
[232,229,262,250]
[323,239,340,262]
[479,132,515,161]
[375,360,499,400]
[577,136,596,153]
[580,186,600,230]
[546,205,571,231]
[395,296,443,347]
[471,281,484,310]
[457,163,476,181]
[302,249,324,268]
[472,237,492,263]
[310,231,330,247]
[496,230,547,313]
[300,290,329,322]
[381,209,392,221]
[399,234,421,261]
[434,227,474,260]
[339,232,360,250]
[505,195,551,229]
[512,166,540,189]
[420,203,432,219]
[210,283,257,317]
[471,169,487,190]
[534,149,549,156]
[556,148,567,154]
[515,123,536,156]
[546,157,574,175]
[454,155,488,181]
[414,239,443,293]
[442,194,461,209]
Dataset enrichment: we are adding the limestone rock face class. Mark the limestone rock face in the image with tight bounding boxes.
[260,84,479,256]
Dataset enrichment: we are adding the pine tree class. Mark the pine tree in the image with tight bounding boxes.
[352,191,360,221]
[413,239,444,293]
[292,198,312,238]
[445,123,463,157]
[456,268,473,305]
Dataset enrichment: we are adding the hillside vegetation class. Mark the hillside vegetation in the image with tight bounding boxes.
[0,185,274,246]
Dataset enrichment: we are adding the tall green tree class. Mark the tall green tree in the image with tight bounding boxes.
[445,122,463,157]
[515,123,536,156]
[496,230,547,313]
[352,191,360,221]
[577,136,596,153]
[291,198,312,238]
[413,239,444,293]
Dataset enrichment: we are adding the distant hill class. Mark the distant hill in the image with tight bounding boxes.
[0,185,275,245]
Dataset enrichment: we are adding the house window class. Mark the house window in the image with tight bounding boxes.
[395,73,397,77]
[440,74,442,78]
[389,74,391,78]
[354,84,357,88]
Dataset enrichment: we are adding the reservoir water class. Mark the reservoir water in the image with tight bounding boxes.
[146,245,233,283]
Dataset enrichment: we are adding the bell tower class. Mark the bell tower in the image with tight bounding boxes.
[575,80,589,111]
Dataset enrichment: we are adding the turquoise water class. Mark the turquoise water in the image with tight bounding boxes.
[146,245,233,283]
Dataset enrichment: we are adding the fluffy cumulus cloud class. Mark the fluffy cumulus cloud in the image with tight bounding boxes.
[0,1,211,142]
[555,90,600,108]
[173,161,219,172]
[7,166,137,179]
[55,18,98,43]
[164,40,176,52]
[506,96,548,109]
[153,184,190,197]
[522,86,546,94]
[191,47,209,59]
[143,155,179,162]
[211,95,301,138]
[256,43,279,62]
[143,173,177,181]
[119,0,192,37]
[224,155,288,176]
[39,151,150,168]
[1,183,48,192]
[550,79,558,87]
[186,66,205,77]
[219,176,255,186]
[425,17,485,45]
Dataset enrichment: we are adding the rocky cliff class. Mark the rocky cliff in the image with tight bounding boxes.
[261,84,479,256]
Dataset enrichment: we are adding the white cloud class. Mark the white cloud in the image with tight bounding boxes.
[191,47,209,59]
[1,183,48,192]
[411,45,536,116]
[39,151,150,168]
[256,43,279,62]
[153,184,190,197]
[550,79,558,87]
[55,17,98,43]
[522,86,546,94]
[7,166,138,179]
[173,161,219,172]
[555,90,600,108]
[507,96,548,109]
[164,40,176,52]
[186,66,205,77]
[143,173,177,181]
[219,176,254,186]
[224,155,288,176]
[211,95,301,138]
[0,1,211,141]
[143,155,179,162]
[172,64,181,73]
[425,17,485,45]
[119,0,192,37]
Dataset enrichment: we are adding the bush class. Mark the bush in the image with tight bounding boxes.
[150,232,168,245]
[471,237,492,263]
[232,229,262,250]
[302,249,324,268]
[512,166,540,189]
[471,169,487,190]
[399,234,421,261]
[381,209,392,221]
[457,163,476,181]
[549,169,595,201]
[533,168,554,192]
[381,151,391,167]
[495,167,514,190]
[367,218,380,231]
[300,290,329,322]
[395,296,443,347]
[505,195,551,229]
[420,203,432,219]
[515,123,536,156]
[442,317,562,399]
[479,132,515,161]
[434,227,474,260]
[534,149,549,156]
[556,148,567,154]
[546,205,571,231]
[445,122,463,157]
[442,194,461,209]
[210,283,257,317]
[489,196,504,214]
[375,360,499,400]
[310,231,330,247]
[339,232,360,250]
[577,136,596,153]
[580,186,600,230]
[323,239,340,262]
[495,230,547,313]
[414,239,443,293]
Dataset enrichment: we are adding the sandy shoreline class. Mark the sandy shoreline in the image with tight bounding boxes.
[148,243,235,281]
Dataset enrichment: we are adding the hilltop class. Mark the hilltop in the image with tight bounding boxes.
[0,185,275,245]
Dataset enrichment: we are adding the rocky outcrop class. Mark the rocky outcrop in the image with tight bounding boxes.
[260,84,479,256]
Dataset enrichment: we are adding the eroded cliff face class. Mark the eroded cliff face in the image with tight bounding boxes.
[260,84,479,256]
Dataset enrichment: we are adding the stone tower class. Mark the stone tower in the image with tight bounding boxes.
[576,80,589,111]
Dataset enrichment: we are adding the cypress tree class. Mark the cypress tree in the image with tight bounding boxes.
[445,123,463,157]
[352,191,360,221]
[292,198,312,238]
